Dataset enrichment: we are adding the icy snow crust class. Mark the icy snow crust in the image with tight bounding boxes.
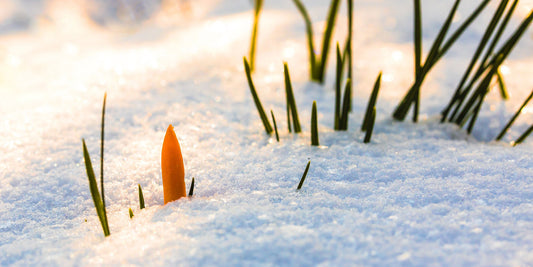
[1,0,533,265]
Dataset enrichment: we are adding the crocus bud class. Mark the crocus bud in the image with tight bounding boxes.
[161,124,186,204]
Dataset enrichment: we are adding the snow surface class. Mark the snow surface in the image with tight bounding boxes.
[1,0,533,265]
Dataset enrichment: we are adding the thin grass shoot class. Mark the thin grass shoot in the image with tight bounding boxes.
[297,161,311,190]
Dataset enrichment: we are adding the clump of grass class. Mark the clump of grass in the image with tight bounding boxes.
[188,177,195,197]
[291,0,341,83]
[138,184,145,209]
[446,9,533,133]
[393,0,491,122]
[244,57,273,134]
[311,101,319,146]
[513,125,533,146]
[364,107,376,144]
[82,93,110,237]
[271,110,280,142]
[249,0,264,72]
[296,161,311,190]
[284,63,301,133]
[495,90,533,141]
[129,208,134,219]
[441,0,521,124]
[362,72,382,132]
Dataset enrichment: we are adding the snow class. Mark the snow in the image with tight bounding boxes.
[1,0,533,265]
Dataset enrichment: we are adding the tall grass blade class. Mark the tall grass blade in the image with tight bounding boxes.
[244,57,273,134]
[339,79,352,130]
[271,110,280,142]
[496,69,509,100]
[129,208,134,219]
[188,177,195,197]
[413,0,422,122]
[364,108,376,144]
[297,161,311,190]
[496,90,533,140]
[311,101,319,146]
[363,72,382,131]
[100,93,108,231]
[249,0,264,72]
[291,0,317,79]
[316,0,342,82]
[346,0,353,110]
[514,125,533,146]
[138,184,145,209]
[334,43,343,130]
[82,139,110,237]
[284,63,301,133]
[414,0,422,80]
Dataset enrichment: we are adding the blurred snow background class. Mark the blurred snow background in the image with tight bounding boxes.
[0,0,532,265]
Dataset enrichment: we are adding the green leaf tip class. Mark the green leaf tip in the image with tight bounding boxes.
[188,177,195,197]
[244,57,273,134]
[129,208,134,219]
[363,72,381,131]
[297,161,311,190]
[138,184,145,209]
[311,101,319,146]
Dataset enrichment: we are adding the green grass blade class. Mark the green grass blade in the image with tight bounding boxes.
[334,43,343,130]
[297,161,311,190]
[414,0,422,80]
[244,57,273,134]
[249,0,264,72]
[284,63,301,133]
[291,0,317,79]
[100,93,108,234]
[311,101,319,146]
[339,79,352,130]
[496,90,533,140]
[82,139,110,237]
[514,125,533,146]
[138,184,145,209]
[316,0,342,83]
[271,110,280,142]
[413,0,422,123]
[188,177,195,197]
[363,72,382,131]
[364,107,376,144]
[496,69,509,100]
[129,208,134,219]
[346,0,353,110]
